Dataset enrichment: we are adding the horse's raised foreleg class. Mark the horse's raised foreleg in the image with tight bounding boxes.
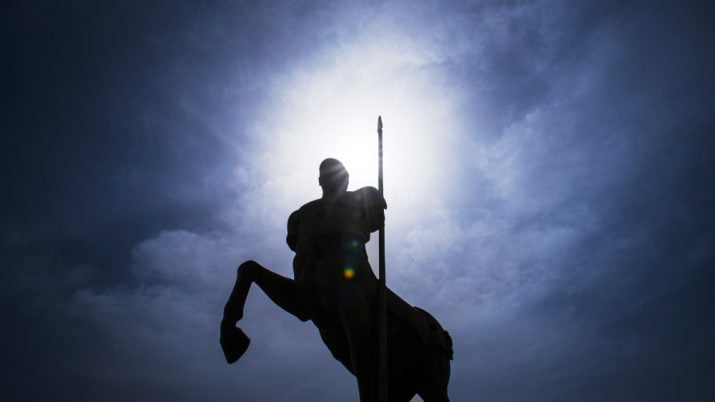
[220,260,309,363]
[223,260,309,323]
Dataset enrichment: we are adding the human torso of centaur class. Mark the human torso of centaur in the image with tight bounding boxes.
[286,186,386,287]
[286,186,453,363]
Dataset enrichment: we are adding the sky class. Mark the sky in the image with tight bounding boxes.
[2,1,714,401]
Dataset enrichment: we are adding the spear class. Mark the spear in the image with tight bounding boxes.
[377,115,388,402]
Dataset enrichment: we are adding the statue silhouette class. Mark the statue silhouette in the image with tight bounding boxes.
[221,158,452,402]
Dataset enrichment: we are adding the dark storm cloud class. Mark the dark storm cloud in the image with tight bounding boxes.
[2,1,714,401]
[381,1,714,400]
[3,2,235,279]
[2,2,364,400]
[434,2,715,400]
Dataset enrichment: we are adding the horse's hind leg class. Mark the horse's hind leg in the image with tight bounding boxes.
[416,350,451,402]
[418,386,450,402]
[221,260,309,362]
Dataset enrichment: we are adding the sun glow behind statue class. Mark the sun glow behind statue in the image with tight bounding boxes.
[243,33,462,231]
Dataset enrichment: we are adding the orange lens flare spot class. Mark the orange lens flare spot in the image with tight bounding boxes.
[343,267,355,280]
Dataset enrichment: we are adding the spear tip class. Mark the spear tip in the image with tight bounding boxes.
[377,115,383,131]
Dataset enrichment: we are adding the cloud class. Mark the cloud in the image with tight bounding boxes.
[3,1,714,401]
[47,227,355,401]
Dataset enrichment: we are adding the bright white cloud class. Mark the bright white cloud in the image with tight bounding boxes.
[232,19,466,233]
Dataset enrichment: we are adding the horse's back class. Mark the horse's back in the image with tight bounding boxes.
[386,289,453,360]
[385,290,452,401]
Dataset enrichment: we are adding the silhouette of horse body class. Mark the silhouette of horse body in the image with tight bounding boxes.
[221,160,452,401]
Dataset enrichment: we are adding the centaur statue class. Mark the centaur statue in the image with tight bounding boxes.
[220,158,453,401]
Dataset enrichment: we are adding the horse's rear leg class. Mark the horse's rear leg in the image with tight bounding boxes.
[416,350,451,402]
[221,260,309,363]
[418,387,450,402]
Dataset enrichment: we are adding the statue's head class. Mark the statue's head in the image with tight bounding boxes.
[319,158,349,195]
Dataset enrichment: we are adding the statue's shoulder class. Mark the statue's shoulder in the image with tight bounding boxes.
[287,198,323,251]
[349,187,386,233]
[298,198,324,213]
[350,186,387,209]
[287,198,322,230]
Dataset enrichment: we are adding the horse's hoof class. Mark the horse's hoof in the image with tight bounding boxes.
[220,326,251,364]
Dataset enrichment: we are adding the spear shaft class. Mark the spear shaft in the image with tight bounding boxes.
[377,115,388,402]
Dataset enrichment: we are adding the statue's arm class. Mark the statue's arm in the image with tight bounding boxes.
[286,210,300,251]
[354,186,387,233]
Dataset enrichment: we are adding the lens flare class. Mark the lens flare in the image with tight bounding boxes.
[343,266,355,280]
[349,239,361,250]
